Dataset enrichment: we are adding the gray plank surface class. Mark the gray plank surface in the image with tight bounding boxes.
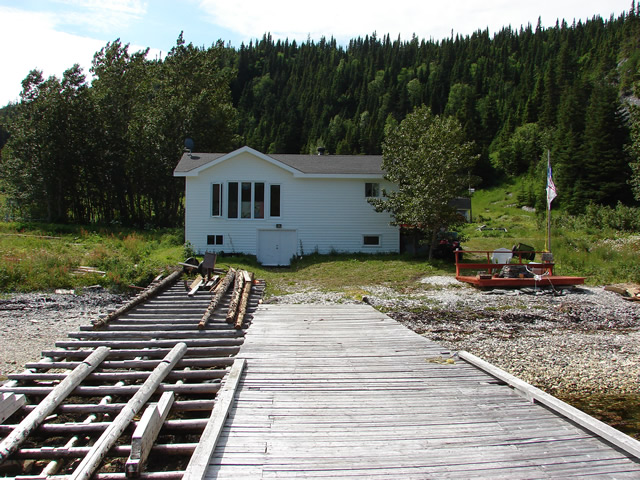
[206,304,640,479]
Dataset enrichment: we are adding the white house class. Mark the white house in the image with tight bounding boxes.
[173,146,399,265]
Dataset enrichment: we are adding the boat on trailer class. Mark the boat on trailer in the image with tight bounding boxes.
[455,249,586,289]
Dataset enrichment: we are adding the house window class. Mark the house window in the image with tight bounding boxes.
[255,183,265,219]
[363,235,381,246]
[228,182,238,218]
[365,182,380,197]
[270,184,281,217]
[207,235,224,245]
[227,181,267,219]
[212,183,222,217]
[241,182,252,218]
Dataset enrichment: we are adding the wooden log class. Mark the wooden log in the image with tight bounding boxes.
[198,268,236,329]
[0,382,220,397]
[70,328,242,339]
[24,357,233,370]
[20,471,185,480]
[40,346,240,359]
[235,272,254,329]
[183,358,245,480]
[93,270,182,328]
[9,369,227,382]
[225,270,246,324]
[0,392,26,424]
[69,343,187,480]
[0,346,109,464]
[21,399,215,414]
[55,338,243,349]
[15,443,196,459]
[0,419,207,435]
[126,391,175,477]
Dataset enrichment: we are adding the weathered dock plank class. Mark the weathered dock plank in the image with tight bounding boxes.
[205,304,640,479]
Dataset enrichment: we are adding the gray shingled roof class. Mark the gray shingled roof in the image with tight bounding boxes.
[174,150,384,176]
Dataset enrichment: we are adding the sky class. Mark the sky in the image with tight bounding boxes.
[0,0,633,106]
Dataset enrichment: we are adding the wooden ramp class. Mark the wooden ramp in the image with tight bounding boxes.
[205,304,640,479]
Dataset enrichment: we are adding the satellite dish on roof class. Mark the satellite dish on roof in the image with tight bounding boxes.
[184,138,194,158]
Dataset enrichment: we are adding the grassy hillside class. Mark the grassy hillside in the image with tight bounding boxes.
[460,179,640,285]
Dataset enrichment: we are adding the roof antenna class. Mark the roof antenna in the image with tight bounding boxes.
[184,138,194,158]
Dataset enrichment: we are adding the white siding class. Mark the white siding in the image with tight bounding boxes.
[183,151,399,257]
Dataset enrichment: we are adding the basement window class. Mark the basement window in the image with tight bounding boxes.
[363,235,381,246]
[207,235,224,245]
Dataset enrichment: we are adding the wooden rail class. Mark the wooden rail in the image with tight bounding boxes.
[0,268,264,478]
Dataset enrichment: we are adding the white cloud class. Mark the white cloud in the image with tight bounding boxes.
[198,0,630,44]
[0,4,156,106]
[54,0,148,33]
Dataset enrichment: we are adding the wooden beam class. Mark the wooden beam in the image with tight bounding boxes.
[0,392,26,424]
[126,391,175,477]
[0,346,110,464]
[24,357,233,370]
[69,343,187,480]
[55,338,243,348]
[459,350,640,460]
[40,346,240,359]
[187,275,203,296]
[183,358,245,480]
[0,382,220,396]
[21,399,214,414]
[93,270,182,328]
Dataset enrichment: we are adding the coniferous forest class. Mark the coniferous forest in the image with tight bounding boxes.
[1,8,640,226]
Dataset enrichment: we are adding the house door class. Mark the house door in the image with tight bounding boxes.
[257,230,297,266]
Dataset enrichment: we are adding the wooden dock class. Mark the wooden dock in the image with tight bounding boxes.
[205,304,640,479]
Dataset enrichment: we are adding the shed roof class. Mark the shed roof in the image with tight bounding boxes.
[173,147,384,177]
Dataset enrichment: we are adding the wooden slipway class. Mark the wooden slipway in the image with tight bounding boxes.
[205,304,640,480]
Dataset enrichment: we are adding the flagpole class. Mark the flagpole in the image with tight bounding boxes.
[546,150,552,252]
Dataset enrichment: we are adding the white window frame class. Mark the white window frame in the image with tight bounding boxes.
[362,234,381,247]
[225,181,269,220]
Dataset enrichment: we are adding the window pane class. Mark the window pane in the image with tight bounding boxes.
[363,235,380,246]
[365,183,379,197]
[228,182,238,218]
[241,182,252,218]
[212,184,221,216]
[270,185,281,217]
[254,183,265,219]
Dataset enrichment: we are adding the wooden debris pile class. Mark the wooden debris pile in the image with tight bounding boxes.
[604,283,640,302]
[198,268,256,330]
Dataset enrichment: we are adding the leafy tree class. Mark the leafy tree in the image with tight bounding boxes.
[369,106,477,258]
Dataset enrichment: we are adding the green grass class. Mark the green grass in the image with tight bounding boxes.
[461,180,640,285]
[0,222,185,292]
[209,253,454,298]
